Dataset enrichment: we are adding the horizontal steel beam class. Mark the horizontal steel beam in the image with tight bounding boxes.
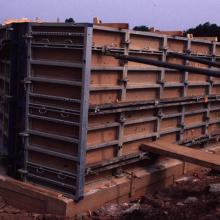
[28,114,80,127]
[30,60,83,68]
[31,31,85,37]
[29,103,81,116]
[86,153,150,175]
[89,95,220,114]
[27,129,79,144]
[29,92,81,104]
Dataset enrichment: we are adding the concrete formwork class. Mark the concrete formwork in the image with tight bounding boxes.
[0,22,220,201]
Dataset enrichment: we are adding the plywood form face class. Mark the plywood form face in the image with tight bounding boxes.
[30,135,78,155]
[93,30,124,48]
[91,70,120,86]
[32,48,83,63]
[128,70,158,84]
[167,39,186,52]
[33,65,82,81]
[130,34,162,51]
[191,42,212,55]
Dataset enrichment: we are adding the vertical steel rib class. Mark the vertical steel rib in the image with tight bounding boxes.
[75,26,93,200]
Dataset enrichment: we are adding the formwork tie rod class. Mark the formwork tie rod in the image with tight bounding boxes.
[168,52,220,68]
[107,53,220,78]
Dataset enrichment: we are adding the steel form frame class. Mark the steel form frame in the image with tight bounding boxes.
[86,26,220,173]
[76,26,93,200]
[20,23,93,200]
[90,29,220,99]
[0,23,220,200]
[23,24,220,198]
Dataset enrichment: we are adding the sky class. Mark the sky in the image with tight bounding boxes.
[1,0,220,30]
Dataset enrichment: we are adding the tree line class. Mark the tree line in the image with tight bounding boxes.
[64,18,220,41]
[133,22,220,41]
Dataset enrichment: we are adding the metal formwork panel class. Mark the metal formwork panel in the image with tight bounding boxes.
[86,97,220,171]
[84,26,220,174]
[3,23,219,200]
[89,27,220,105]
[20,23,92,200]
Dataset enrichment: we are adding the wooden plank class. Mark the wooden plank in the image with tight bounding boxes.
[141,140,220,171]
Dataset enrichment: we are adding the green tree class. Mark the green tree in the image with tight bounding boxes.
[133,25,149,32]
[65,18,75,23]
[186,22,220,40]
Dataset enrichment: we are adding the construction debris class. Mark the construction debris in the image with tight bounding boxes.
[87,170,220,220]
[184,197,198,204]
[209,183,220,194]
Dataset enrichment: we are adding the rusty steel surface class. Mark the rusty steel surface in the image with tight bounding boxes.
[0,22,220,200]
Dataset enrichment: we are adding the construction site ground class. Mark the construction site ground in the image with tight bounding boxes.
[0,168,220,219]
[0,143,219,219]
[87,168,220,220]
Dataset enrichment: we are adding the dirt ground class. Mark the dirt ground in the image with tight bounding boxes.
[0,198,65,220]
[2,168,220,219]
[86,168,220,220]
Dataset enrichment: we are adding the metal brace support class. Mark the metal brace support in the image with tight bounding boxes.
[123,170,141,197]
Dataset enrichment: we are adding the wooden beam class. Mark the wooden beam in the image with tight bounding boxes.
[141,140,220,171]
